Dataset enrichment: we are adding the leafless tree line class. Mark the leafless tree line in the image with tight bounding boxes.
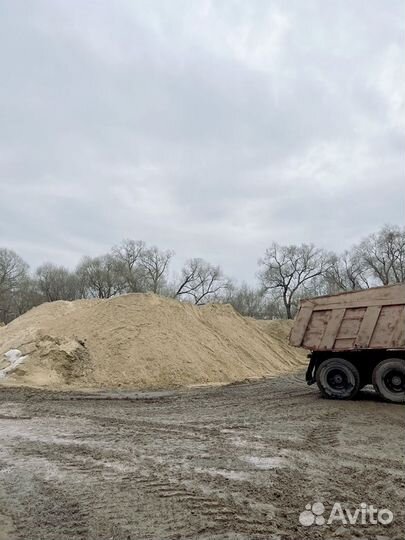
[257,224,405,318]
[0,239,230,323]
[0,224,404,323]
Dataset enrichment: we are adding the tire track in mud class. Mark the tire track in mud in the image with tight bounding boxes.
[133,481,273,537]
[5,434,281,537]
[303,412,342,448]
[0,474,91,540]
[0,374,403,539]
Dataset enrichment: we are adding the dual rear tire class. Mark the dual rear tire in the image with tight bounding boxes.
[316,358,360,400]
[316,357,405,403]
[372,358,405,404]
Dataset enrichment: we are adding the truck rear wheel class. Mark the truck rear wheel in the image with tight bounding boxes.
[372,358,405,404]
[316,358,360,400]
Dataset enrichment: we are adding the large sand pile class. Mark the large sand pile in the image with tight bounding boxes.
[0,294,306,390]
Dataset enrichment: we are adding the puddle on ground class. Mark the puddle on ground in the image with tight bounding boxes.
[194,466,250,481]
[243,455,286,470]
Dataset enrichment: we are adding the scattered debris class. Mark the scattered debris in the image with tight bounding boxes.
[0,349,27,379]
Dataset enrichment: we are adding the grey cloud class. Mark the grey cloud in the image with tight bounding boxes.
[0,0,403,282]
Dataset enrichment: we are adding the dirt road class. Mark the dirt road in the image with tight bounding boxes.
[0,374,403,540]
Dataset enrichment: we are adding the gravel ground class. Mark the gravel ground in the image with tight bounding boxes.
[0,373,403,540]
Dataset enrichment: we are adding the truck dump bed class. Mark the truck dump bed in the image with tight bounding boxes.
[290,284,405,352]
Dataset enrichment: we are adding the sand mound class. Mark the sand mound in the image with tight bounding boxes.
[254,319,307,369]
[0,294,306,390]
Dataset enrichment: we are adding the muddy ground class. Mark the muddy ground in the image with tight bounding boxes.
[0,373,403,540]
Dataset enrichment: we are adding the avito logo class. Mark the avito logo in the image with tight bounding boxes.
[299,501,393,527]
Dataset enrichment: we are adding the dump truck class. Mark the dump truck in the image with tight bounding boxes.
[290,283,405,403]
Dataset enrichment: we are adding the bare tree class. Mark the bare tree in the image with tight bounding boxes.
[356,225,405,285]
[77,255,126,299]
[258,243,333,319]
[11,276,44,318]
[324,251,370,293]
[0,249,29,323]
[36,263,81,301]
[223,283,265,318]
[0,248,28,293]
[112,239,147,292]
[140,246,173,294]
[175,258,230,304]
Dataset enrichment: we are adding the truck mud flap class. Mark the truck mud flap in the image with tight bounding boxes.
[306,355,317,386]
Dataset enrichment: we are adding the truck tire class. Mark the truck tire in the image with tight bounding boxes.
[316,358,360,400]
[372,358,405,404]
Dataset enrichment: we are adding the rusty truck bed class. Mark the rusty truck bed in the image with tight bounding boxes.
[290,283,405,352]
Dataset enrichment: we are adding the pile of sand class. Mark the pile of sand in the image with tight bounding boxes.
[0,294,306,390]
[253,319,307,369]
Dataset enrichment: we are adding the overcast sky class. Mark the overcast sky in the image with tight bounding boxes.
[1,1,404,282]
